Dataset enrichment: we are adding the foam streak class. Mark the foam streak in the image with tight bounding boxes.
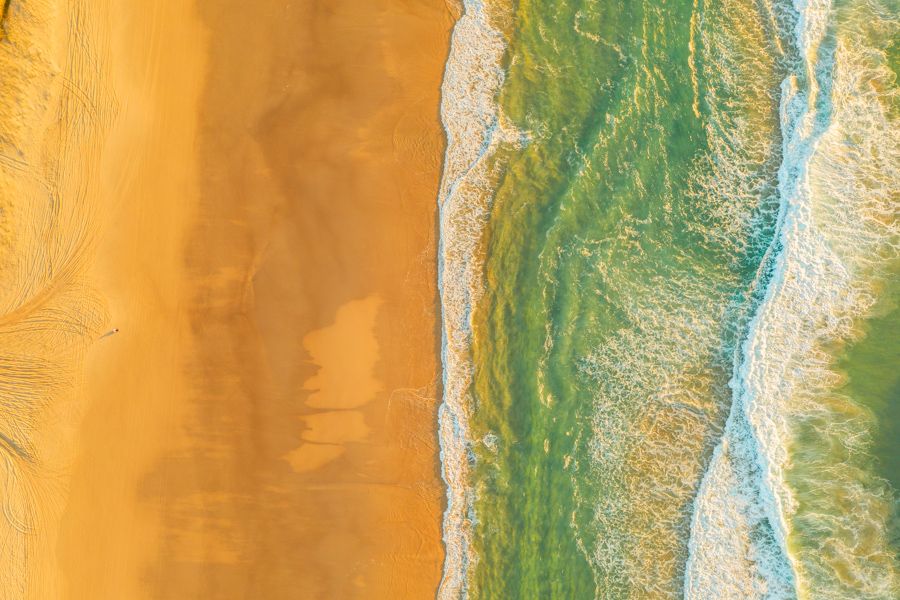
[436,1,513,597]
[684,1,836,598]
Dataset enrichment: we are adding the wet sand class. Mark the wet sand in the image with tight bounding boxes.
[0,0,455,598]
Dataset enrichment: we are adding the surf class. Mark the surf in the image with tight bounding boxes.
[436,1,513,597]
[685,1,900,597]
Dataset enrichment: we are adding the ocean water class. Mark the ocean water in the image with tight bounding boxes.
[437,0,899,598]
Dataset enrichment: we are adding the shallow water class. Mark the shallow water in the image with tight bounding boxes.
[437,0,900,598]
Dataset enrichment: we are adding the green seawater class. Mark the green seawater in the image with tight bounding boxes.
[838,273,900,549]
[827,5,900,560]
[465,0,788,597]
[440,0,900,598]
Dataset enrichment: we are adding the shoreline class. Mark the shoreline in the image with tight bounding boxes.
[435,1,514,597]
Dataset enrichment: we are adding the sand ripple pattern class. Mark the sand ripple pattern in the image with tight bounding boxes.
[0,1,112,597]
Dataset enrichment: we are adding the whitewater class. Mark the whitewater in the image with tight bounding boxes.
[686,0,900,597]
[437,0,900,598]
[435,1,512,598]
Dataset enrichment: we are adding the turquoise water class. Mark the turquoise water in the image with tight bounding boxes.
[437,0,900,598]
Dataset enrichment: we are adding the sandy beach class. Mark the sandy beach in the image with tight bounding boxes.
[0,0,455,598]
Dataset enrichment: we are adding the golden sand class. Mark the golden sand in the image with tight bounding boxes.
[0,0,455,598]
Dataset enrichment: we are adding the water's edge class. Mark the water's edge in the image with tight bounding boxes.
[435,1,508,597]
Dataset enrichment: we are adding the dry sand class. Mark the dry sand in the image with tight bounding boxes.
[0,0,456,598]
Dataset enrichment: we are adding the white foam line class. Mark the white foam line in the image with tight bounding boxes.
[435,1,515,598]
[684,1,835,598]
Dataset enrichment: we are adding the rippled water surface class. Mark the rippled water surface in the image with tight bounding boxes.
[437,1,900,598]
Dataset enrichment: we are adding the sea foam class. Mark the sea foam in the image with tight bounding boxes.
[436,1,516,597]
[685,0,900,597]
